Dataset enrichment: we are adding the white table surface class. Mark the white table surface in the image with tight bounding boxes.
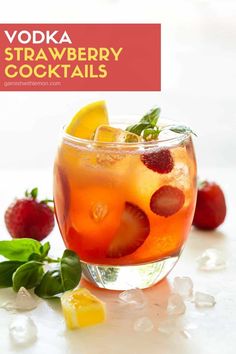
[0,168,235,354]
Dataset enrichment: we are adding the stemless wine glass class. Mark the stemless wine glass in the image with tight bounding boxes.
[53,120,197,290]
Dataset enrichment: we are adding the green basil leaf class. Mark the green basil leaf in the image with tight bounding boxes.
[60,250,81,291]
[0,239,41,261]
[28,253,43,261]
[34,270,63,299]
[169,125,197,137]
[40,242,50,258]
[0,261,24,288]
[126,123,150,136]
[140,107,160,126]
[34,250,81,299]
[126,107,161,137]
[12,261,44,292]
[28,242,51,262]
[143,128,160,141]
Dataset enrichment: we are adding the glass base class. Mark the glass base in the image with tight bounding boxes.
[81,255,180,290]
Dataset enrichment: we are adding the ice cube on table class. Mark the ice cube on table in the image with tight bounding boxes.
[0,287,37,312]
[133,317,154,332]
[194,292,216,308]
[196,248,226,271]
[167,294,186,316]
[15,287,38,311]
[173,276,193,299]
[94,125,140,143]
[119,288,147,309]
[9,315,37,346]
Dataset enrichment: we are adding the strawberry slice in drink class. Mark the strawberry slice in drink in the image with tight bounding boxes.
[107,202,150,258]
[150,185,185,217]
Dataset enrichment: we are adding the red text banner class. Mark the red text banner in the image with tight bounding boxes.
[0,24,161,91]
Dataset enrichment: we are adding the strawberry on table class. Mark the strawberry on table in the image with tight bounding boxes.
[150,185,185,217]
[193,181,226,230]
[107,202,150,258]
[5,188,54,241]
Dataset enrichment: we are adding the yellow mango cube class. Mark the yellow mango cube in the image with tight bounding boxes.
[61,288,106,329]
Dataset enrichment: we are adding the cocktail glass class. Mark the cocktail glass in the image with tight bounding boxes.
[53,120,197,290]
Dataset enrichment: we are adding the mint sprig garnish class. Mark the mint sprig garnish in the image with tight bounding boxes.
[168,125,197,137]
[0,238,81,299]
[126,107,161,141]
[126,107,196,141]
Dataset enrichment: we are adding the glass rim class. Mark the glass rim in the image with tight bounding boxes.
[61,118,191,149]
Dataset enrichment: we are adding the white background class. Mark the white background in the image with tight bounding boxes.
[0,0,236,173]
[0,2,236,354]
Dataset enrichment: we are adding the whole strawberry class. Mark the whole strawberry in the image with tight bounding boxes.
[5,188,54,241]
[193,181,226,230]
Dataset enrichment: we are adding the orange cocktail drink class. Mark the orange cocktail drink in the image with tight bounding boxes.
[53,102,197,290]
